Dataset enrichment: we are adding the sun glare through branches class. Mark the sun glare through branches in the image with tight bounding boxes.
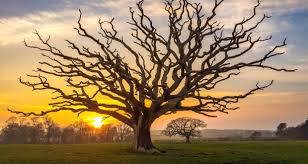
[91,117,104,128]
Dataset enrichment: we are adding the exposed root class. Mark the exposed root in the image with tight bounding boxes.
[131,147,166,154]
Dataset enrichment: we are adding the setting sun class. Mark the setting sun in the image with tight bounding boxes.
[91,117,104,128]
[0,0,307,163]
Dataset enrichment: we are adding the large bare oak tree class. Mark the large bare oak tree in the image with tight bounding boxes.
[9,0,295,152]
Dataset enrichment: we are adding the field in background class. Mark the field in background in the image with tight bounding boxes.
[151,129,275,140]
[0,141,307,164]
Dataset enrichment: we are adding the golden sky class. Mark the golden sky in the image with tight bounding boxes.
[0,0,307,130]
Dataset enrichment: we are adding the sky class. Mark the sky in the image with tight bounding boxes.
[0,0,307,130]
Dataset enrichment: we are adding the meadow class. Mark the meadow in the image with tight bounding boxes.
[0,141,307,164]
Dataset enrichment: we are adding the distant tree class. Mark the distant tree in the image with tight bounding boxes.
[0,117,45,144]
[28,117,45,144]
[288,119,307,139]
[162,117,206,143]
[161,127,174,139]
[71,120,93,143]
[249,131,262,139]
[43,117,61,144]
[276,122,287,138]
[61,126,75,144]
[115,123,134,142]
[0,133,3,144]
[1,117,140,144]
[9,0,295,152]
[279,119,308,139]
[97,124,117,142]
[298,119,308,138]
[1,117,25,143]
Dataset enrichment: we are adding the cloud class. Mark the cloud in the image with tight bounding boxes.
[1,0,307,19]
[261,0,308,14]
[0,0,67,18]
[0,0,274,45]
[0,9,110,46]
[0,11,70,45]
[0,0,307,76]
[0,0,112,18]
[0,0,306,78]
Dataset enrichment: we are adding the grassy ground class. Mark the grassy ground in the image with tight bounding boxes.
[0,141,307,164]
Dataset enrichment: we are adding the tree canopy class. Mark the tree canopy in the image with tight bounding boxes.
[9,0,295,152]
[162,117,206,143]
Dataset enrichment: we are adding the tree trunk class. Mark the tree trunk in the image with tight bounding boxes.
[185,136,191,143]
[133,125,154,151]
[132,116,159,153]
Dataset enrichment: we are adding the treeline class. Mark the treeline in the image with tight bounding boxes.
[276,119,308,139]
[0,117,133,144]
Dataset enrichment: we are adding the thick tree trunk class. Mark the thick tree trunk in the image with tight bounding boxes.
[133,125,154,151]
[131,116,160,153]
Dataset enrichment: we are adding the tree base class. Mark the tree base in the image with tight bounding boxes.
[131,146,166,154]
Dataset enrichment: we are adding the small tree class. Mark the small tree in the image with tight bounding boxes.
[115,123,134,142]
[43,117,61,144]
[249,131,262,139]
[27,117,45,144]
[162,117,206,143]
[71,120,93,143]
[61,126,75,144]
[97,124,117,142]
[276,122,287,138]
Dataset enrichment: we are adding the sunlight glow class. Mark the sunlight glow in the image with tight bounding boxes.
[91,117,104,128]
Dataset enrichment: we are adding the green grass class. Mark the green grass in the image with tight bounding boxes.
[0,141,307,164]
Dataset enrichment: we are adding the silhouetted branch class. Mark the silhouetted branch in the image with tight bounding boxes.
[9,0,295,148]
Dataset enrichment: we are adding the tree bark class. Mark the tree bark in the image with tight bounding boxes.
[133,125,154,151]
[185,136,191,143]
[131,116,159,153]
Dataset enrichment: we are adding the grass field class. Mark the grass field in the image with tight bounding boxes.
[0,141,307,164]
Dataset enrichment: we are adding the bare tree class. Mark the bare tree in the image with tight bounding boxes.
[1,117,45,144]
[276,122,287,137]
[61,126,75,144]
[0,117,25,144]
[162,117,206,143]
[249,131,262,139]
[43,117,61,144]
[9,0,295,152]
[115,123,134,142]
[28,117,45,144]
[96,124,117,142]
[71,120,93,143]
